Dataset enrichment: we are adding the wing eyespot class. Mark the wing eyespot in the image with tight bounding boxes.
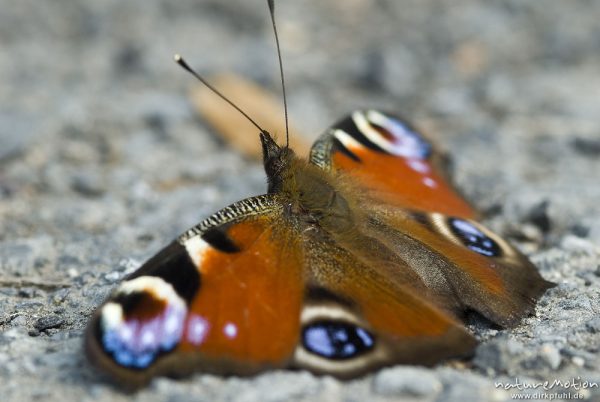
[354,110,432,159]
[422,213,508,259]
[447,218,502,257]
[97,276,188,370]
[302,321,375,360]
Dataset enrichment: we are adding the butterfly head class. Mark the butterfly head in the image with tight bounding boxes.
[260,130,296,193]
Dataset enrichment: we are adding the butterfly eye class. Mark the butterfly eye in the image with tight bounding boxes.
[302,321,375,360]
[448,218,501,257]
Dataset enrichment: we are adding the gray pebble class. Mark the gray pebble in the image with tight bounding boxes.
[34,315,64,331]
[2,1,600,401]
[372,366,442,397]
[51,289,71,304]
[437,369,500,402]
[571,137,600,157]
[70,171,106,197]
[526,200,552,233]
[17,287,38,298]
[103,271,121,283]
[16,301,45,310]
[585,317,600,333]
[28,329,41,337]
[473,338,525,374]
[10,314,28,327]
[539,344,562,370]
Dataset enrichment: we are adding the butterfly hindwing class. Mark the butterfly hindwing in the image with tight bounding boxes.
[364,207,554,327]
[293,229,476,377]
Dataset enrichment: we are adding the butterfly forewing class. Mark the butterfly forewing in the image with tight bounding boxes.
[310,110,475,218]
[86,195,306,385]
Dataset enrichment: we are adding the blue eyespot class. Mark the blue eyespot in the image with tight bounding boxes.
[363,111,432,159]
[302,321,375,360]
[380,116,432,159]
[449,218,501,257]
[99,292,186,370]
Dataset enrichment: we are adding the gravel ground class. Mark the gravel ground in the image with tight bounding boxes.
[1,1,600,401]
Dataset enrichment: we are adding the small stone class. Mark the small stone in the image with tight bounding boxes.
[17,287,37,298]
[51,288,70,304]
[118,258,142,275]
[239,371,320,402]
[571,137,600,157]
[104,271,121,282]
[473,338,525,373]
[437,369,497,401]
[16,301,45,310]
[539,344,561,370]
[571,224,590,238]
[10,315,27,327]
[585,317,600,333]
[70,171,105,197]
[28,329,40,337]
[34,258,50,269]
[137,233,155,243]
[372,367,442,397]
[67,268,79,278]
[527,200,552,233]
[518,224,544,244]
[34,315,64,331]
[572,356,585,367]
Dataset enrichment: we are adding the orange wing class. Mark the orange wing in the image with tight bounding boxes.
[310,109,475,218]
[310,110,553,327]
[85,195,305,386]
[364,208,554,327]
[86,193,476,386]
[293,232,476,377]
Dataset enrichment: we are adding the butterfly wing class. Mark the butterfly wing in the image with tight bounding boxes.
[293,229,476,377]
[86,195,306,386]
[86,193,476,385]
[310,110,554,327]
[364,208,554,327]
[310,109,475,218]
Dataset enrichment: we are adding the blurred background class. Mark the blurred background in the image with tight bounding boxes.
[1,1,599,400]
[2,0,599,238]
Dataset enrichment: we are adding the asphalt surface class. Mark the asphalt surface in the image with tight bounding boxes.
[1,1,599,401]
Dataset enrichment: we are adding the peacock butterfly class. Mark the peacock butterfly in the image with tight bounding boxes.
[85,0,554,387]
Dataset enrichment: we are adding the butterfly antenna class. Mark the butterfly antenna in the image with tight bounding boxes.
[267,0,290,147]
[174,54,266,134]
